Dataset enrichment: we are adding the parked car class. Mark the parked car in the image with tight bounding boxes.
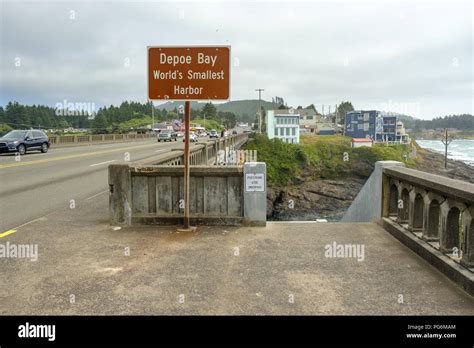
[183,132,198,142]
[0,129,50,155]
[176,131,184,137]
[158,130,177,142]
[198,131,207,137]
[209,129,218,138]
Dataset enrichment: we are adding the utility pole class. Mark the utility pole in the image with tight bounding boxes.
[151,100,155,136]
[441,128,454,170]
[255,88,264,134]
[335,104,338,135]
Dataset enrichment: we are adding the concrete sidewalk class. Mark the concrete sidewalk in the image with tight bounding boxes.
[0,192,473,315]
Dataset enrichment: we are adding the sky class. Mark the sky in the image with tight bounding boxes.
[0,0,472,119]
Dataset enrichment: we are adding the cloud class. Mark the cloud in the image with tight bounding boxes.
[1,0,472,119]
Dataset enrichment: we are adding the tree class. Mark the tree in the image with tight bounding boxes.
[92,113,108,134]
[218,111,237,129]
[337,101,354,125]
[306,104,317,112]
[278,104,287,110]
[202,102,217,120]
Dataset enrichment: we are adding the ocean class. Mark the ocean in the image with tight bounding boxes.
[416,139,474,167]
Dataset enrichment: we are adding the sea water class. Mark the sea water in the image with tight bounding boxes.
[416,139,474,166]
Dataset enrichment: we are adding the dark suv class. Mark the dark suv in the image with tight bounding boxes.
[0,130,50,155]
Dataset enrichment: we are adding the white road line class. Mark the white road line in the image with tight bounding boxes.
[89,160,116,167]
[86,190,109,200]
[155,149,168,153]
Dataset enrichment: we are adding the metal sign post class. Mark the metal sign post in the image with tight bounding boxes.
[181,101,191,231]
[147,46,230,231]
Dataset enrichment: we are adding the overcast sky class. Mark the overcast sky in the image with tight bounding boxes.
[1,0,472,119]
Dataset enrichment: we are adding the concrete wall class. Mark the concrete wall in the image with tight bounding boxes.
[342,161,405,222]
[108,133,264,226]
[110,165,267,226]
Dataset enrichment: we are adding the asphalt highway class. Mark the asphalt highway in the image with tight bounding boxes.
[0,138,192,232]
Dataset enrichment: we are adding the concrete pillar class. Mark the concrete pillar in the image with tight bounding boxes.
[461,207,474,268]
[109,164,132,225]
[397,184,411,223]
[408,188,425,232]
[243,162,267,226]
[439,199,466,253]
[422,192,444,242]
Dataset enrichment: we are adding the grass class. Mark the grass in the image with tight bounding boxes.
[244,134,418,185]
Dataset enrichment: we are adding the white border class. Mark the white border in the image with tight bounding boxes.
[147,45,231,102]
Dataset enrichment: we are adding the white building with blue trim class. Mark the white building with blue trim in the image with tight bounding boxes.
[266,110,300,144]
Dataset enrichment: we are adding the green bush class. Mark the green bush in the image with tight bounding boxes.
[0,123,13,136]
[245,134,417,185]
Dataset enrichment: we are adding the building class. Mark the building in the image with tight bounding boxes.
[345,110,378,139]
[317,122,335,135]
[345,111,409,144]
[266,110,300,144]
[297,109,318,128]
[351,138,373,148]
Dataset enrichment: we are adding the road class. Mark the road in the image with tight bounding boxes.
[0,138,193,232]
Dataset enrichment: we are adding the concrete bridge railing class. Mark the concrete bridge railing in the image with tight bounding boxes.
[343,161,473,295]
[108,133,266,226]
[133,133,249,166]
[48,133,156,146]
[110,165,245,226]
[382,166,474,269]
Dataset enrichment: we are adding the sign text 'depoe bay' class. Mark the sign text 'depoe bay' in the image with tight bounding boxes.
[148,46,230,100]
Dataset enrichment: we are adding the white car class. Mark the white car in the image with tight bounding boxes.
[183,132,198,142]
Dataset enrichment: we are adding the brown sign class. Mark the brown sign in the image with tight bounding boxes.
[148,46,230,101]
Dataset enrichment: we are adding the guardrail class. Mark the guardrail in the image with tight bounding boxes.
[382,166,474,269]
[48,133,155,146]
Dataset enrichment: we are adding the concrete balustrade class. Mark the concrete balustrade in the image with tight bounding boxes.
[133,133,249,167]
[108,133,263,226]
[48,133,156,146]
[382,166,474,268]
[47,132,249,149]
